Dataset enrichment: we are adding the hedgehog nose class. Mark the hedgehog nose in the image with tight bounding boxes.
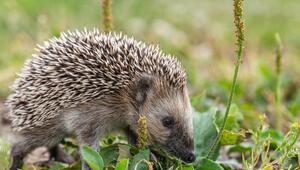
[184,152,196,163]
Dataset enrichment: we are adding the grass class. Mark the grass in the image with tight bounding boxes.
[0,0,300,169]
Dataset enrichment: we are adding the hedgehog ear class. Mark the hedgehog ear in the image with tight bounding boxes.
[135,74,154,106]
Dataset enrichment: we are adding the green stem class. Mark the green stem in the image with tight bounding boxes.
[206,0,244,159]
[275,73,282,130]
[101,0,113,32]
[274,33,283,130]
[207,45,243,158]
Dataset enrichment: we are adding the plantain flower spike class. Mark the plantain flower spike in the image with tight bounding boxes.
[233,0,245,63]
[137,115,148,150]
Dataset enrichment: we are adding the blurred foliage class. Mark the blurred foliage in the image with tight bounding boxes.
[0,139,10,170]
[0,0,300,169]
[1,0,300,105]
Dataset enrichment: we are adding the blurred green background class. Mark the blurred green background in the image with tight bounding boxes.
[0,0,299,129]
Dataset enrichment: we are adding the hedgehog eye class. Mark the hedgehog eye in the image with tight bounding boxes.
[162,116,174,128]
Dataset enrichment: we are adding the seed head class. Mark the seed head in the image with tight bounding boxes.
[233,0,245,52]
[137,115,148,149]
[275,33,283,76]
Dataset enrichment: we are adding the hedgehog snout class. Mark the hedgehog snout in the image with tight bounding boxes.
[181,139,196,163]
[164,130,196,163]
[182,150,196,163]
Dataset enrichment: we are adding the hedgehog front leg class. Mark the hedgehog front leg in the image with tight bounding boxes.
[125,127,137,146]
[77,128,100,170]
[10,140,37,170]
[49,144,75,164]
[10,145,25,170]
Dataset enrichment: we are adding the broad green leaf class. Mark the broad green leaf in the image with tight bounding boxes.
[134,160,150,170]
[193,108,220,160]
[61,162,81,170]
[260,128,284,147]
[213,104,244,146]
[228,144,252,154]
[81,146,104,170]
[129,149,150,170]
[115,159,129,170]
[194,157,224,170]
[220,130,245,145]
[100,144,119,166]
[214,104,243,132]
[49,163,68,170]
[180,165,194,170]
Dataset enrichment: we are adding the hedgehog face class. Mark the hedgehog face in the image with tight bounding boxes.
[134,74,195,163]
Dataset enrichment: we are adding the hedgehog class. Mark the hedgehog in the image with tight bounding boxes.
[6,29,195,170]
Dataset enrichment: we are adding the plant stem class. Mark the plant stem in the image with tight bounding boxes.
[275,33,283,130]
[101,0,113,32]
[207,43,243,158]
[206,0,245,159]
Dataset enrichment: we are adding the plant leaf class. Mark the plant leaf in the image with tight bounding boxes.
[214,103,243,132]
[220,130,245,145]
[100,144,119,166]
[115,159,129,170]
[61,162,81,170]
[129,149,150,170]
[193,108,220,160]
[134,160,150,170]
[49,162,68,170]
[228,144,252,154]
[181,165,194,170]
[194,157,224,170]
[260,128,284,147]
[81,145,104,170]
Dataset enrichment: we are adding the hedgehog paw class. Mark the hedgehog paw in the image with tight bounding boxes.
[49,144,75,164]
